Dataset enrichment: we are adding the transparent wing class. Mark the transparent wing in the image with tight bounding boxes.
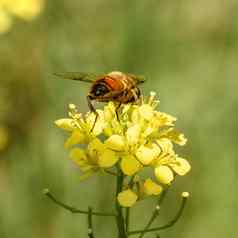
[128,73,146,84]
[54,72,103,83]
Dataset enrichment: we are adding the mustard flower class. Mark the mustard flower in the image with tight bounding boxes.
[55,92,191,207]
[0,0,44,34]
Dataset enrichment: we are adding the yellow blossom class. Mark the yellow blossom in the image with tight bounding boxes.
[98,149,119,168]
[171,157,191,176]
[144,179,162,195]
[126,124,141,145]
[136,144,161,165]
[55,118,75,132]
[155,165,174,184]
[105,135,125,151]
[56,91,191,206]
[138,104,154,120]
[0,8,12,33]
[120,155,141,176]
[117,189,138,207]
[0,0,44,34]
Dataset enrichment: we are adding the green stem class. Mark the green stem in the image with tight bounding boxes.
[128,195,188,236]
[87,207,95,238]
[43,189,116,217]
[125,208,130,233]
[137,187,168,238]
[115,168,127,238]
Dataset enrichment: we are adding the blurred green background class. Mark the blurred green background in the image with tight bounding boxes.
[0,0,238,237]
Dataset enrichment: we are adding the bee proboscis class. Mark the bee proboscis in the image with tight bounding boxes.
[55,71,146,131]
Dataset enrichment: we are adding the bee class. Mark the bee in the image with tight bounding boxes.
[55,71,146,131]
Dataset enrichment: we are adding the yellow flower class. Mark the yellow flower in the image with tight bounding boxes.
[144,179,162,195]
[5,0,45,21]
[136,144,161,165]
[105,135,125,151]
[98,149,119,168]
[55,118,75,132]
[117,189,138,207]
[170,157,191,176]
[0,0,44,34]
[155,166,174,184]
[56,91,191,206]
[0,8,12,33]
[154,156,191,184]
[120,155,141,176]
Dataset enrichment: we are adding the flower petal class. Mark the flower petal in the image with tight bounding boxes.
[139,104,154,120]
[117,189,138,207]
[64,130,85,148]
[69,148,92,171]
[136,144,161,165]
[105,135,125,151]
[86,110,105,136]
[120,155,141,176]
[55,118,75,131]
[98,149,119,168]
[155,165,174,184]
[126,124,140,145]
[156,138,174,155]
[144,179,163,195]
[171,157,191,176]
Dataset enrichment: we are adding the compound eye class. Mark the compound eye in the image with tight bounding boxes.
[94,84,109,96]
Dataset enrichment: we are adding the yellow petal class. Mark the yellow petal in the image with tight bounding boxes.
[171,157,191,176]
[144,179,163,195]
[0,9,12,34]
[156,138,174,155]
[98,149,119,168]
[69,148,93,172]
[86,110,104,136]
[7,0,45,21]
[136,144,160,165]
[155,112,177,126]
[64,130,85,148]
[139,104,154,120]
[104,102,116,121]
[155,166,174,184]
[55,118,75,131]
[126,124,140,145]
[120,155,141,176]
[105,135,125,151]
[70,148,87,164]
[88,138,106,158]
[117,189,138,207]
[164,129,187,146]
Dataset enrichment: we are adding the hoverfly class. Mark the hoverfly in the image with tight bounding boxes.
[55,71,146,131]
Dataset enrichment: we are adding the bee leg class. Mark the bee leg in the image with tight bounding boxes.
[115,102,122,121]
[87,96,98,132]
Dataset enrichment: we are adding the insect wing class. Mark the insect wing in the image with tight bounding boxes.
[127,73,146,84]
[54,72,102,83]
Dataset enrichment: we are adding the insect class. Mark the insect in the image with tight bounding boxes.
[55,71,146,131]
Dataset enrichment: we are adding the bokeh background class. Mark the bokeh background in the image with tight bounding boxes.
[0,0,238,237]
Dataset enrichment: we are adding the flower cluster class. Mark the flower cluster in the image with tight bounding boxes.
[55,92,190,207]
[0,0,44,34]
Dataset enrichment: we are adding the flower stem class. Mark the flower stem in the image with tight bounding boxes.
[128,195,188,236]
[88,207,95,238]
[125,208,130,233]
[43,189,116,217]
[115,167,127,238]
[137,187,169,238]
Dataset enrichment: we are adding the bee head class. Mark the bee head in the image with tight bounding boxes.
[91,83,109,97]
